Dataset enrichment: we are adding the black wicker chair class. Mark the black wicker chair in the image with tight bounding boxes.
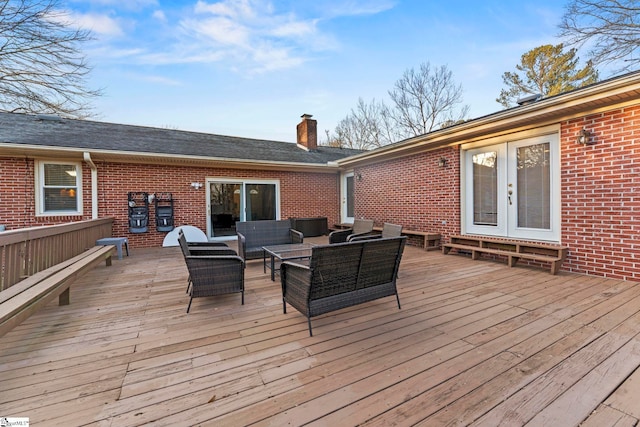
[178,230,237,293]
[281,236,406,336]
[184,254,245,313]
[348,223,403,242]
[178,231,232,254]
[328,219,375,243]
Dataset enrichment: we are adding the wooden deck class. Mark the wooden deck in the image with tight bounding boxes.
[2,237,640,426]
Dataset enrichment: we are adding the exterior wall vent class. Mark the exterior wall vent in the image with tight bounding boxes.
[517,94,542,106]
[35,114,64,123]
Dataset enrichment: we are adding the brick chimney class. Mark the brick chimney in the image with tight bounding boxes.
[297,114,317,151]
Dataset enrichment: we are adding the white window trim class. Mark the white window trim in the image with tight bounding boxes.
[341,171,355,224]
[35,160,83,216]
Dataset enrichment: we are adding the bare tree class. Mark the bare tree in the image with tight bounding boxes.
[497,44,599,108]
[324,62,469,149]
[559,0,640,71]
[389,62,469,138]
[326,98,399,150]
[0,0,100,118]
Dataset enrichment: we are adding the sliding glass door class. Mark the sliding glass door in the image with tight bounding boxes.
[207,179,279,238]
[245,183,277,221]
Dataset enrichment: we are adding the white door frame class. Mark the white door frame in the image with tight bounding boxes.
[341,172,355,224]
[461,126,560,242]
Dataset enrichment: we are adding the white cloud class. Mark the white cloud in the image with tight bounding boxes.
[185,16,251,47]
[271,20,317,37]
[141,75,183,86]
[69,0,159,10]
[65,12,124,36]
[80,0,394,73]
[194,0,262,20]
[90,46,147,60]
[320,0,396,18]
[251,45,306,72]
[139,49,228,65]
[178,0,325,72]
[152,10,167,22]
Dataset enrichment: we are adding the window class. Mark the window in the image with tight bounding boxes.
[36,161,83,215]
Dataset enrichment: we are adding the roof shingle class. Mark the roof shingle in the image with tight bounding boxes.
[0,112,362,164]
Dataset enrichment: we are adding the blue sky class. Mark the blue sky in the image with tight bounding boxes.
[65,0,591,142]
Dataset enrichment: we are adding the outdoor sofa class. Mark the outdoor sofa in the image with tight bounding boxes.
[280,236,406,335]
[236,219,304,260]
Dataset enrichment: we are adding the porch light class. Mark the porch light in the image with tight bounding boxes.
[577,128,593,145]
[190,182,203,189]
[438,157,447,168]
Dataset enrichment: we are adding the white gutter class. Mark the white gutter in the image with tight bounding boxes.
[83,152,98,219]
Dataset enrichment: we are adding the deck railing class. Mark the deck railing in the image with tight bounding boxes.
[0,218,114,291]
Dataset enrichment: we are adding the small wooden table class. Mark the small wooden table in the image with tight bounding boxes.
[262,243,315,281]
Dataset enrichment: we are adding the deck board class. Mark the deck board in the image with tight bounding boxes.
[2,237,640,425]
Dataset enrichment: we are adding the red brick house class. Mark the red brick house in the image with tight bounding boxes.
[0,113,360,247]
[1,71,640,280]
[337,71,640,281]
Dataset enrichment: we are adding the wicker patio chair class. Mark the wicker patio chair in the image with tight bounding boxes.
[185,254,245,312]
[178,230,237,293]
[328,218,375,243]
[178,229,230,249]
[348,223,403,242]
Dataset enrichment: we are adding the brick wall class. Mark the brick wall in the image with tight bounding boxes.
[560,105,640,280]
[99,163,340,248]
[1,159,340,248]
[3,104,640,280]
[0,157,32,229]
[353,147,461,247]
[353,104,640,281]
[0,157,90,229]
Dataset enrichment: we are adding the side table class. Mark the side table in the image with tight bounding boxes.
[96,237,129,260]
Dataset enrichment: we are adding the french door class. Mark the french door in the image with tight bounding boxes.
[463,133,560,241]
[341,172,355,224]
[207,179,279,238]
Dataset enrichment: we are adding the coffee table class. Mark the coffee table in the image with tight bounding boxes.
[262,243,315,281]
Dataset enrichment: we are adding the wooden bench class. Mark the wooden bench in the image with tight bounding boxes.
[0,245,116,338]
[373,227,440,251]
[442,235,568,275]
